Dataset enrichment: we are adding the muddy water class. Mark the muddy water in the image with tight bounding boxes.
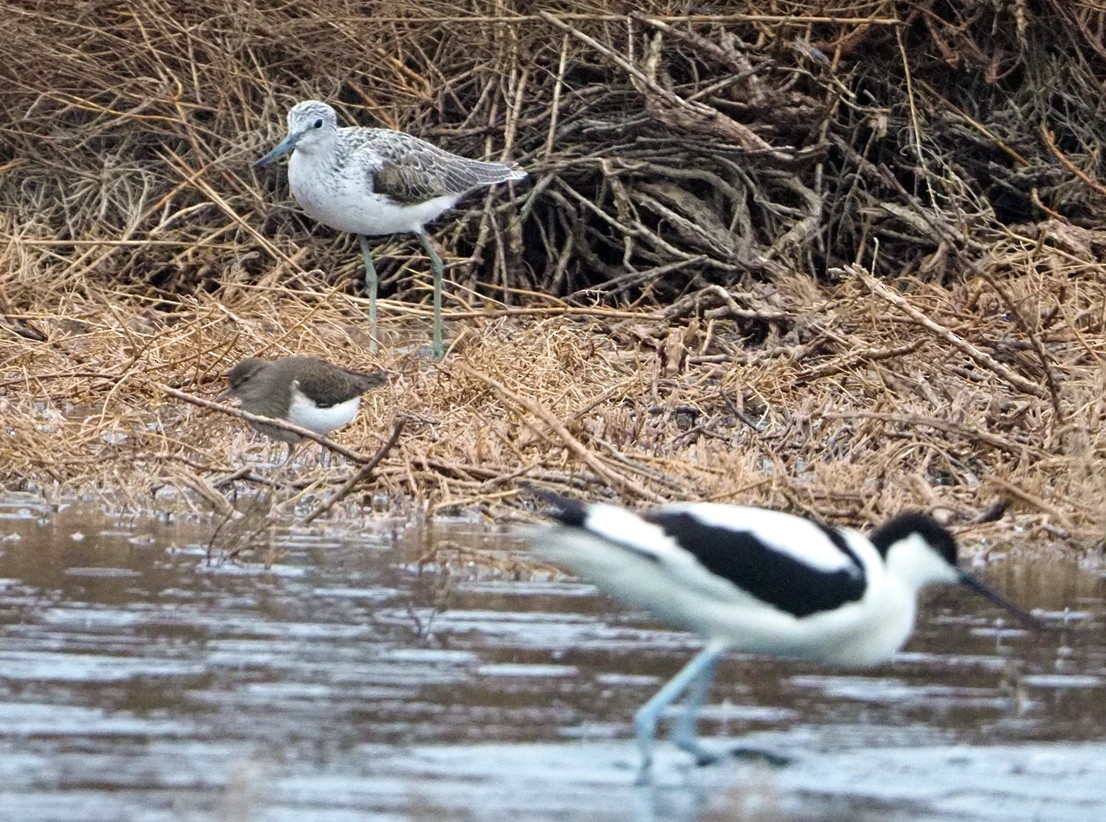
[0,495,1103,822]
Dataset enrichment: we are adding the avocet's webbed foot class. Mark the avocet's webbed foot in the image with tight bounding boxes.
[727,746,791,768]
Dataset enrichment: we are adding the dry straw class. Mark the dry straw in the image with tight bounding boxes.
[1,2,1105,555]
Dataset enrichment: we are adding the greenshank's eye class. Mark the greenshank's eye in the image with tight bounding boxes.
[313,119,323,129]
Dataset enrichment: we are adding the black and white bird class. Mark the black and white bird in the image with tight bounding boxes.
[531,492,1043,781]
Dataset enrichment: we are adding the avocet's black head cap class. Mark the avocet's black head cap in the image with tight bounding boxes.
[872,511,1045,630]
[869,512,957,564]
[531,488,589,528]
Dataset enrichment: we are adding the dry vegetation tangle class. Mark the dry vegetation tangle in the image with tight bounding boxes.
[2,2,1106,555]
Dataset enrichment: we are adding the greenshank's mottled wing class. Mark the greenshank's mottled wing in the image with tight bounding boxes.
[344,127,524,205]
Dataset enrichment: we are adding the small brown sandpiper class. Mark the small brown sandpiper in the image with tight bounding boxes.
[221,355,387,445]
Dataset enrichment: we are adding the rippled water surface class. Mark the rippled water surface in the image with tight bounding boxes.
[0,495,1104,821]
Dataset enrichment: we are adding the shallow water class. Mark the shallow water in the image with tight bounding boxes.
[0,496,1103,822]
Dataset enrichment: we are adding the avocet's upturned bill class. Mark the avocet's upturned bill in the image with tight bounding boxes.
[531,491,1043,781]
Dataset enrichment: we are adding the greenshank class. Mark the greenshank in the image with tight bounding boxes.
[255,100,526,358]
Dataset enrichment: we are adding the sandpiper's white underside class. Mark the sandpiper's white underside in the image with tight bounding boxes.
[287,385,361,435]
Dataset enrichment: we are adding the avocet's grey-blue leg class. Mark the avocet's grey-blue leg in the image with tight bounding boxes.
[669,646,792,769]
[357,234,379,354]
[633,644,725,783]
[416,232,445,359]
[669,645,725,764]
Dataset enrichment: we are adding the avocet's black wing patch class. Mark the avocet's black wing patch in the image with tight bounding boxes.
[645,511,866,618]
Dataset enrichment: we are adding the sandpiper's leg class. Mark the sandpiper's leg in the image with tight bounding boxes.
[633,645,724,784]
[417,232,445,358]
[358,234,379,353]
[670,646,723,764]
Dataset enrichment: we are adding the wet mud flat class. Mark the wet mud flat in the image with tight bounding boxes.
[0,496,1104,821]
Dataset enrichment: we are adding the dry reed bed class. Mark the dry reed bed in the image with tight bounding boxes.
[1,2,1106,554]
[2,242,1105,556]
[4,1,1105,301]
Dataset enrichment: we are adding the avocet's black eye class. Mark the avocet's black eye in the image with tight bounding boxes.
[313,119,323,129]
